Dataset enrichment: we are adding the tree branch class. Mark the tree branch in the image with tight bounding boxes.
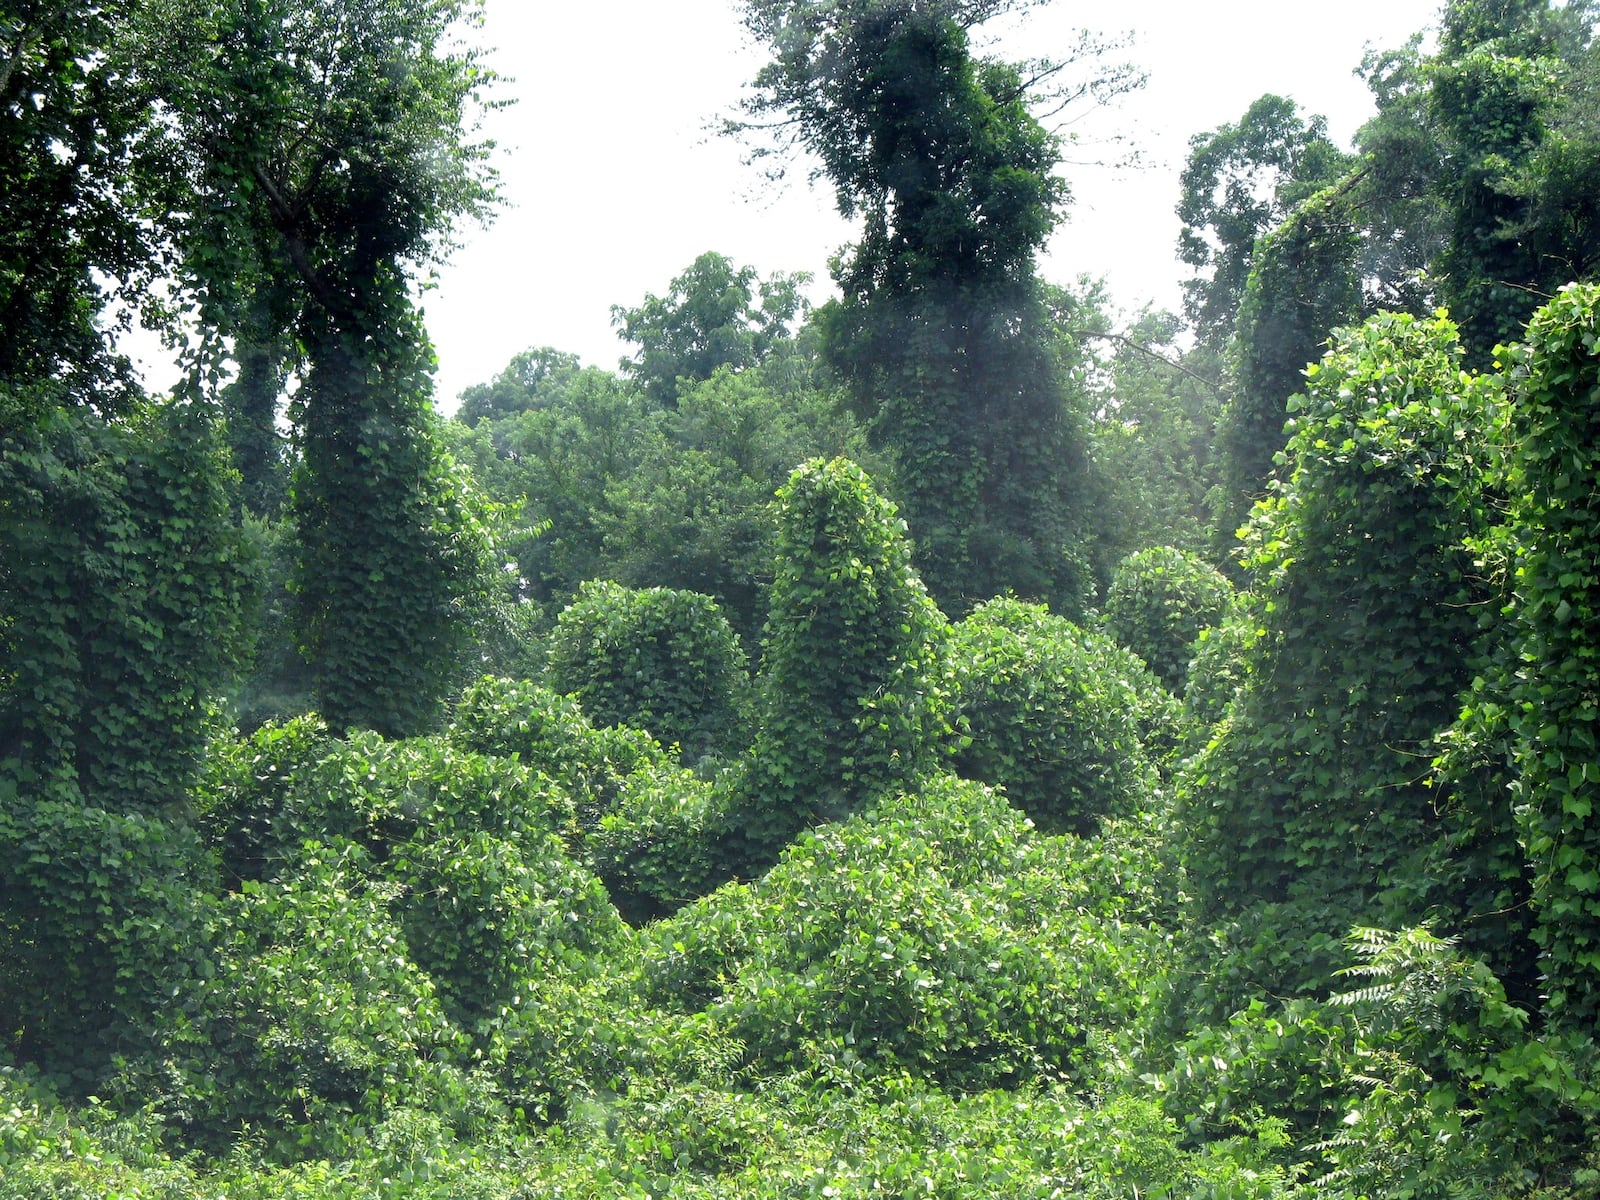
[1069,329,1225,398]
[250,161,354,326]
[1,4,69,99]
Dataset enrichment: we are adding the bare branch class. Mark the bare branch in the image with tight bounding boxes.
[1069,329,1225,398]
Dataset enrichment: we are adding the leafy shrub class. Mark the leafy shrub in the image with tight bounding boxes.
[482,976,741,1128]
[585,762,734,924]
[520,1077,1293,1200]
[947,597,1160,834]
[449,675,744,920]
[192,842,474,1156]
[1160,925,1600,1196]
[1102,545,1234,692]
[545,580,752,765]
[741,458,949,860]
[0,1069,218,1199]
[196,721,577,883]
[657,776,1159,1091]
[449,676,667,828]
[195,714,334,886]
[1319,925,1599,1194]
[389,829,626,1029]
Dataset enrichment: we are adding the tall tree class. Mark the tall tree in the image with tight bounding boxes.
[456,346,583,426]
[612,251,811,407]
[1089,309,1223,563]
[143,0,504,734]
[1429,0,1600,359]
[0,1,157,421]
[1214,180,1364,548]
[1356,0,1600,365]
[1177,94,1354,353]
[737,0,1138,613]
[1502,283,1600,1029]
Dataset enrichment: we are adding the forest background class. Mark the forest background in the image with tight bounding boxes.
[3,0,1600,1196]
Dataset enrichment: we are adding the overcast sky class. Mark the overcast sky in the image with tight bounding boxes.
[318,2,1454,408]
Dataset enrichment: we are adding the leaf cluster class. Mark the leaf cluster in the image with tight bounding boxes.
[546,580,754,767]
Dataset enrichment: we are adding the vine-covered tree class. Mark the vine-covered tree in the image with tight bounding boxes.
[741,458,948,860]
[736,0,1138,613]
[1353,0,1600,366]
[1502,283,1600,1029]
[1214,180,1364,548]
[142,0,505,734]
[1182,312,1513,1004]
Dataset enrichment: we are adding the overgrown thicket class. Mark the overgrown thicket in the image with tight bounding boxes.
[6,0,1600,1195]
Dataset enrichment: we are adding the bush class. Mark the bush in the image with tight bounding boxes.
[1102,545,1234,692]
[191,842,473,1156]
[388,829,626,1029]
[449,676,667,828]
[947,597,1160,834]
[741,459,949,860]
[196,721,577,884]
[194,714,334,887]
[653,776,1160,1091]
[545,580,752,766]
[585,762,734,925]
[449,674,744,921]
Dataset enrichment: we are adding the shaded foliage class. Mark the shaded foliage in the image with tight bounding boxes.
[546,581,753,766]
[947,597,1162,835]
[1102,546,1235,693]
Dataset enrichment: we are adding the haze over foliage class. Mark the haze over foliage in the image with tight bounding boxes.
[3,0,1600,1195]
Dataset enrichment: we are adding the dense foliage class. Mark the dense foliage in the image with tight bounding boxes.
[545,580,753,766]
[1102,546,1234,692]
[0,399,250,808]
[1502,283,1600,1028]
[444,294,868,643]
[6,1,1600,1195]
[740,458,948,860]
[947,598,1162,834]
[1182,310,1512,1002]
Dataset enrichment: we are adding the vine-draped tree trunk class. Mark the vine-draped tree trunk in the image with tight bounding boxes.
[139,0,502,734]
[738,0,1134,614]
